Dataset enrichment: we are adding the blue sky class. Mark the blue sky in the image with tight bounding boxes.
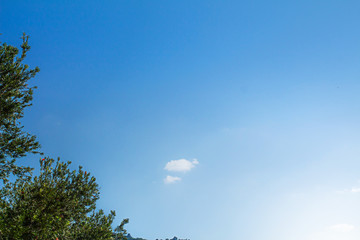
[2,0,360,239]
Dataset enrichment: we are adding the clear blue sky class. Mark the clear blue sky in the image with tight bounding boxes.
[2,1,360,239]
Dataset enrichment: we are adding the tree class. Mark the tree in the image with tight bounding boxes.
[0,34,41,183]
[0,157,128,240]
[0,35,130,239]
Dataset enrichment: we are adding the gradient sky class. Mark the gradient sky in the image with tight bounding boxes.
[2,1,360,239]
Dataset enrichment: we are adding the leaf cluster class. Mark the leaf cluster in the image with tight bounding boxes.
[0,33,41,183]
[0,158,128,240]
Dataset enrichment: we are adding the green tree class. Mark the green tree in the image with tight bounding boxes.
[0,35,129,240]
[0,34,41,183]
[0,157,128,240]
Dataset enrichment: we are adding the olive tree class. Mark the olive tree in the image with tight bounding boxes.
[0,34,40,183]
[0,157,128,240]
[0,35,129,240]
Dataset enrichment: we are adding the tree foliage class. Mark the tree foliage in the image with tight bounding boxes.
[0,33,41,183]
[0,157,128,240]
[0,35,129,240]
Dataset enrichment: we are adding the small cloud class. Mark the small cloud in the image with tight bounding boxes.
[329,224,355,233]
[164,175,181,184]
[164,158,199,172]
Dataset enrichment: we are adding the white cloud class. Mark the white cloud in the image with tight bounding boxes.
[164,175,181,184]
[329,224,355,233]
[350,188,360,193]
[337,187,360,194]
[305,224,357,240]
[164,158,199,172]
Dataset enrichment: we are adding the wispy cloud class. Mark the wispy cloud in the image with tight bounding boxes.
[329,224,355,233]
[307,224,357,240]
[164,158,199,172]
[337,187,360,194]
[164,175,181,184]
[349,187,360,193]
